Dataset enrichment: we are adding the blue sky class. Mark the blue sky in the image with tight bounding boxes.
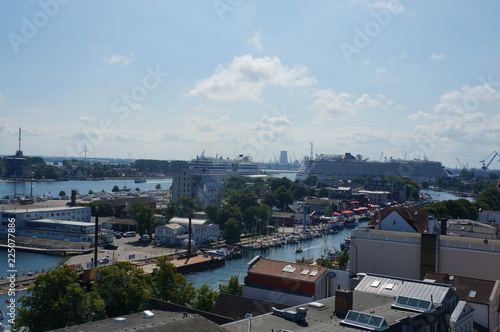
[1,0,500,170]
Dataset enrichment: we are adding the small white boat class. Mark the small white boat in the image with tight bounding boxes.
[295,247,303,253]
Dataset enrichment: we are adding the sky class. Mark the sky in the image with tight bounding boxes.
[1,0,500,170]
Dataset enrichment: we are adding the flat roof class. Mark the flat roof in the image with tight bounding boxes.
[25,219,94,227]
[223,292,421,332]
[49,310,226,332]
[1,206,89,213]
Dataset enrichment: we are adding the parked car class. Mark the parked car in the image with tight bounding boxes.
[122,231,137,237]
[102,243,118,250]
[140,234,150,242]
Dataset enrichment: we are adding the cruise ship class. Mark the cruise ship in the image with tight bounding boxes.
[188,152,262,176]
[296,152,450,182]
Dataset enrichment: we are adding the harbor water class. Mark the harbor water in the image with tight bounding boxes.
[0,178,172,199]
[185,227,357,290]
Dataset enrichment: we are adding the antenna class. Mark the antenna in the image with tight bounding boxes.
[18,127,22,152]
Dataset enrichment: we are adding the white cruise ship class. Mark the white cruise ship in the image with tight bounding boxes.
[188,152,262,176]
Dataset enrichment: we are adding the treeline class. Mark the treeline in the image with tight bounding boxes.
[424,187,500,220]
[12,258,242,332]
[1,156,189,180]
[133,159,188,174]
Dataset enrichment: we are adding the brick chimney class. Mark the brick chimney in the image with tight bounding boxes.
[335,289,353,317]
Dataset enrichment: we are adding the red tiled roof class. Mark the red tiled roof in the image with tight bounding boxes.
[248,258,326,282]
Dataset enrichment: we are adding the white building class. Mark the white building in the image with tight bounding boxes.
[0,206,101,242]
[154,217,219,246]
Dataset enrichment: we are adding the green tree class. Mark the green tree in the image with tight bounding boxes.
[90,202,115,217]
[219,204,243,230]
[191,284,219,312]
[262,191,278,208]
[336,250,349,269]
[304,175,318,187]
[166,196,202,218]
[317,187,329,198]
[112,185,120,192]
[131,203,157,238]
[219,275,242,296]
[93,261,151,318]
[290,182,309,200]
[58,190,67,197]
[227,192,259,213]
[224,218,241,245]
[268,177,292,191]
[204,204,220,223]
[275,186,294,210]
[13,265,106,332]
[155,183,162,189]
[152,256,196,306]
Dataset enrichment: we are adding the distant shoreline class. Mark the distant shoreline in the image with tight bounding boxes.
[0,176,173,183]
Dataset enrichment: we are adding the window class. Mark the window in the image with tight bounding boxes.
[468,290,477,298]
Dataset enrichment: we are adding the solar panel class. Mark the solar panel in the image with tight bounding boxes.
[342,310,389,331]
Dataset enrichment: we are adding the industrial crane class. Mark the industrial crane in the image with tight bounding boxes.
[480,151,500,170]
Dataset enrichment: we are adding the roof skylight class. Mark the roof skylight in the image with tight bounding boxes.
[393,296,435,313]
[384,283,395,290]
[342,310,389,331]
[371,280,381,288]
[468,290,477,298]
[301,269,310,275]
[310,270,319,276]
[282,265,296,273]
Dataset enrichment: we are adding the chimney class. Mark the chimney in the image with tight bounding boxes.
[440,218,447,236]
[335,289,353,317]
[70,189,77,206]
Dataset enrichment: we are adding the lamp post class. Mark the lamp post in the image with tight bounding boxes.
[94,206,99,268]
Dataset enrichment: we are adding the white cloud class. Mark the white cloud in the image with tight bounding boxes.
[354,93,381,108]
[79,116,96,124]
[430,53,445,60]
[248,30,263,50]
[407,111,432,120]
[309,90,396,123]
[310,90,357,120]
[102,54,136,65]
[433,84,500,117]
[361,59,371,66]
[351,0,405,14]
[185,55,316,101]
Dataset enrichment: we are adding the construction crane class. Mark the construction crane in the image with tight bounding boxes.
[480,151,500,170]
[455,157,466,170]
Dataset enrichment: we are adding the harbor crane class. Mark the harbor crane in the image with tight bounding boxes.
[455,157,467,170]
[480,151,500,170]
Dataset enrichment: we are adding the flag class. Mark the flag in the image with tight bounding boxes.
[4,300,10,305]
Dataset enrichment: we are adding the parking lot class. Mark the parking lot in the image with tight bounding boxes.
[65,234,181,268]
